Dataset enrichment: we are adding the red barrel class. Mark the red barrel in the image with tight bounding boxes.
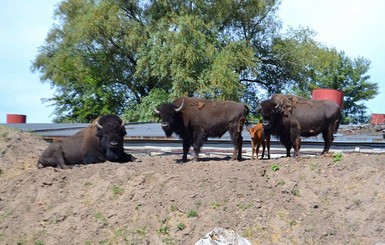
[6,114,27,123]
[370,114,385,125]
[312,89,344,109]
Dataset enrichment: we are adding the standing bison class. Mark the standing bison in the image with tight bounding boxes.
[154,96,249,162]
[260,94,341,157]
[247,123,270,160]
[38,114,136,169]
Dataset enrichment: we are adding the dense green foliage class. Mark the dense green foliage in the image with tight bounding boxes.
[32,0,378,123]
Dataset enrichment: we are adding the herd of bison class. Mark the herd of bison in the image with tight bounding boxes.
[1,94,385,244]
[38,94,342,168]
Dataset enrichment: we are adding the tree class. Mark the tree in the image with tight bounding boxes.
[32,0,378,123]
[261,28,378,123]
[32,0,149,122]
[33,0,280,122]
[280,30,378,123]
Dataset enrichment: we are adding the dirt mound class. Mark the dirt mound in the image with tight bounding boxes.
[0,126,48,177]
[1,126,385,244]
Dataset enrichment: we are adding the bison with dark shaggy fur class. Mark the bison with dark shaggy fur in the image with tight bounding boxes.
[38,115,136,169]
[260,94,341,157]
[155,96,249,162]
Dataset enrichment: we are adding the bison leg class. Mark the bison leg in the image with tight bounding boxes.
[192,131,206,161]
[182,139,191,162]
[251,147,255,160]
[260,141,265,159]
[230,130,243,161]
[119,152,140,162]
[236,134,243,161]
[285,144,292,157]
[256,142,261,160]
[250,141,255,160]
[279,134,292,157]
[293,137,301,157]
[38,147,72,169]
[230,118,245,161]
[84,152,105,164]
[321,126,334,154]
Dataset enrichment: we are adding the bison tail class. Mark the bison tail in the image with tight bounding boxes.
[238,117,247,133]
[244,105,250,116]
[334,118,341,134]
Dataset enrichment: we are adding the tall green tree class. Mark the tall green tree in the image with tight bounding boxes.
[278,28,378,122]
[32,0,378,123]
[33,0,279,122]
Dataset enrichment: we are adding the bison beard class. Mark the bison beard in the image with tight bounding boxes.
[155,97,249,163]
[38,114,135,169]
[260,94,341,157]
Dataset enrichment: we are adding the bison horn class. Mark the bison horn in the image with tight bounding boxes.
[175,99,184,112]
[273,98,281,109]
[95,121,103,129]
[121,120,125,127]
[154,107,160,114]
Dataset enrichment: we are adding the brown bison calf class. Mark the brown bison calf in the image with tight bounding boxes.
[247,123,270,160]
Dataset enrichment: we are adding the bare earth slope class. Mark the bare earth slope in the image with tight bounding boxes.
[0,125,385,245]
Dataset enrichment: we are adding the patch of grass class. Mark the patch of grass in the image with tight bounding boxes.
[133,228,147,238]
[194,200,202,208]
[353,199,362,207]
[289,220,298,226]
[187,209,198,218]
[161,237,174,245]
[271,164,280,171]
[244,224,264,239]
[0,131,9,138]
[94,212,108,226]
[34,241,45,245]
[291,188,301,197]
[277,179,286,186]
[237,203,253,211]
[135,203,142,210]
[112,185,124,197]
[161,217,169,224]
[309,162,318,171]
[332,152,343,163]
[170,204,177,212]
[211,201,221,210]
[177,222,186,231]
[159,225,169,235]
[99,239,108,245]
[84,182,93,187]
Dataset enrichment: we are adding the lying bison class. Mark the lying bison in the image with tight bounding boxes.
[38,115,136,169]
[154,96,249,162]
[260,94,341,157]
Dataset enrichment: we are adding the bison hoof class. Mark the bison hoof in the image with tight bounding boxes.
[176,158,188,164]
[130,155,141,162]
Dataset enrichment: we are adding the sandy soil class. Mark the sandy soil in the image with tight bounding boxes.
[1,125,385,245]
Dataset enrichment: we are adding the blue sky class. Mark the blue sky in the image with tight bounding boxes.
[0,0,384,123]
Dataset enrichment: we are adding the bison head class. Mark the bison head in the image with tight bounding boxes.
[260,94,296,130]
[260,98,283,130]
[154,99,184,137]
[95,115,126,161]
